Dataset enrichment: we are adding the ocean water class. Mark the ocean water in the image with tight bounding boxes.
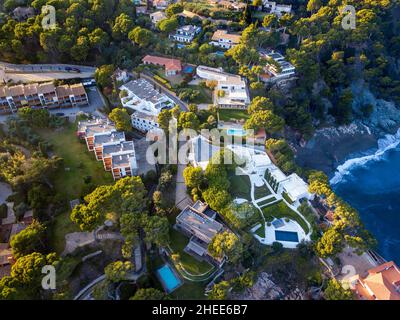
[331,129,400,265]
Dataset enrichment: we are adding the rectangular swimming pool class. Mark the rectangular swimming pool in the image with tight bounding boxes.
[157,264,182,293]
[227,128,246,136]
[275,230,299,242]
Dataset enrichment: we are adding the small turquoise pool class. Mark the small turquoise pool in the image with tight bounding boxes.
[157,264,182,293]
[275,230,299,242]
[227,128,246,136]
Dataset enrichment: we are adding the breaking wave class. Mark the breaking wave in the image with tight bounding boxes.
[330,128,400,185]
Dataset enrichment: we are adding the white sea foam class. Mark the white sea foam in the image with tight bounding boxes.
[330,128,400,185]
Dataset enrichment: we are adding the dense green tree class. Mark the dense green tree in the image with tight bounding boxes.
[95,64,115,88]
[108,108,131,131]
[10,221,46,259]
[130,288,166,300]
[104,261,134,283]
[324,279,353,300]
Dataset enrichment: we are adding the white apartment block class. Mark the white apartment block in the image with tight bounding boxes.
[119,78,174,132]
[196,65,250,109]
[131,111,162,133]
[76,118,138,180]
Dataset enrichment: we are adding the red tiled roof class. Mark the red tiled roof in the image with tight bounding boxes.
[352,261,400,300]
[142,55,182,73]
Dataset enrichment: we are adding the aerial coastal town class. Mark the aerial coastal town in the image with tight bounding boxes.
[0,0,399,304]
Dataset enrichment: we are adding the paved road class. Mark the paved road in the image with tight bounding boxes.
[0,61,95,83]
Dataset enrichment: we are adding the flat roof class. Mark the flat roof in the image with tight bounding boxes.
[177,205,223,243]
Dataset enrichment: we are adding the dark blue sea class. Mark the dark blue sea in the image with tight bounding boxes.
[331,130,400,265]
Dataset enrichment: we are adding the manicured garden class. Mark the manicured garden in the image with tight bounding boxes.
[257,197,277,207]
[254,223,265,238]
[282,191,294,205]
[218,109,250,122]
[169,228,214,276]
[254,184,271,200]
[228,173,252,201]
[261,201,310,234]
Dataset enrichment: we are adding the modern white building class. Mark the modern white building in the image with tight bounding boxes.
[279,173,312,204]
[209,30,241,50]
[119,79,174,132]
[120,79,174,115]
[169,25,201,43]
[196,65,250,109]
[131,111,161,133]
[188,135,221,170]
[262,1,292,18]
[260,49,296,82]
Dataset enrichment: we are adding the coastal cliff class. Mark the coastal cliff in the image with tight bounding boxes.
[294,82,400,176]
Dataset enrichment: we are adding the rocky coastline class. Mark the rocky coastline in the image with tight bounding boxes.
[294,82,400,177]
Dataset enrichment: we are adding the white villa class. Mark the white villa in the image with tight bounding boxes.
[119,79,174,132]
[210,30,241,50]
[169,25,201,43]
[262,1,292,18]
[196,65,250,109]
[188,135,220,170]
[260,49,296,82]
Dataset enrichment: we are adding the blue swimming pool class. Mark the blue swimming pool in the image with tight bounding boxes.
[227,128,246,136]
[275,230,299,242]
[157,264,182,293]
[183,65,194,73]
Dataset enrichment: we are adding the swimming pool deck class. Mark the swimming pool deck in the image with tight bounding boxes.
[156,263,183,294]
[251,218,308,249]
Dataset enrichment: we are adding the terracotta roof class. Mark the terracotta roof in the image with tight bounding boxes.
[23,83,38,96]
[0,86,10,98]
[142,55,182,72]
[351,261,400,300]
[56,85,72,98]
[37,82,56,94]
[70,83,86,96]
[211,30,241,43]
[8,84,24,96]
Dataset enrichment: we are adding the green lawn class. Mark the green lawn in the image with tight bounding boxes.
[218,109,250,122]
[229,173,252,201]
[257,197,277,207]
[261,201,310,234]
[254,184,271,200]
[282,191,294,205]
[171,280,207,300]
[36,123,113,199]
[255,223,265,237]
[188,84,213,104]
[36,123,114,253]
[169,228,214,275]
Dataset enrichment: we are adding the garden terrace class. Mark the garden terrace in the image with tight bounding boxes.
[228,172,252,201]
[261,201,310,234]
[218,109,250,122]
